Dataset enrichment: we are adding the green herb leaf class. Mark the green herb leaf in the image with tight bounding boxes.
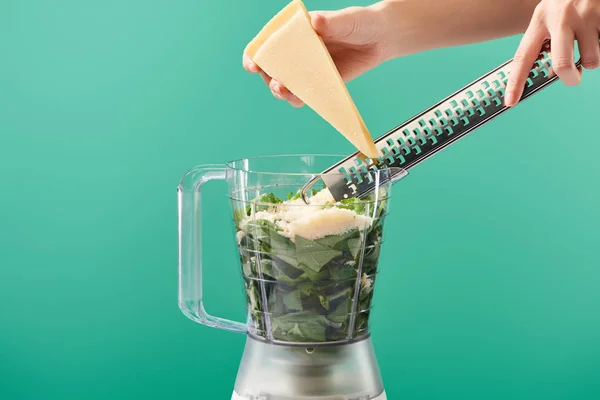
[347,236,364,259]
[288,191,301,201]
[327,297,351,324]
[337,197,366,214]
[295,235,343,272]
[262,258,307,284]
[286,188,319,201]
[318,295,330,310]
[301,265,332,281]
[328,261,356,281]
[282,290,303,311]
[235,188,387,344]
[315,229,358,250]
[233,207,249,229]
[256,193,283,204]
[270,312,328,342]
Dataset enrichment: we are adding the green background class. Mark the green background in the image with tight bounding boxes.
[1,0,599,399]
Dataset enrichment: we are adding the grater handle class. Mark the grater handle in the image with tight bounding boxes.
[303,40,592,202]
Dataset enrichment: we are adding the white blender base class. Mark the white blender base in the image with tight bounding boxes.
[232,391,387,400]
[232,336,385,399]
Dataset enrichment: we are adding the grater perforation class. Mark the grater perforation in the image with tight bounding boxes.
[301,40,593,202]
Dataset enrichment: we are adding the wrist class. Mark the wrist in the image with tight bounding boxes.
[372,0,541,62]
[370,0,424,62]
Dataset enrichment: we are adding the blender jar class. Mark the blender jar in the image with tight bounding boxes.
[178,155,401,346]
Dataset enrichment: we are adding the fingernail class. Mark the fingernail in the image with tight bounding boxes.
[310,12,326,34]
[244,55,258,72]
[272,84,281,94]
[504,93,514,107]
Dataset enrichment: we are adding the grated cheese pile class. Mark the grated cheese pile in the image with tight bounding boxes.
[239,188,372,241]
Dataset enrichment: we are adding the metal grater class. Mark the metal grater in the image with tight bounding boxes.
[301,41,584,203]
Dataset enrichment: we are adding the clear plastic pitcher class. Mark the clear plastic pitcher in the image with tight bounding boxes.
[178,155,402,346]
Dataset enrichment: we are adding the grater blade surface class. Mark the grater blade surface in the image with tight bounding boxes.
[302,41,584,203]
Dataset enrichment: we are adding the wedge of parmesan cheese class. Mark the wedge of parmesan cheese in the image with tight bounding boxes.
[245,0,380,159]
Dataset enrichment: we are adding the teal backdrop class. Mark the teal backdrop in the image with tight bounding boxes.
[1,0,600,399]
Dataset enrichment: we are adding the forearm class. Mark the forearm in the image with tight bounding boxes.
[375,0,541,60]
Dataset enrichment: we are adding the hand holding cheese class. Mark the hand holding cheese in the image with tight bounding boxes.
[243,3,390,108]
[244,0,385,159]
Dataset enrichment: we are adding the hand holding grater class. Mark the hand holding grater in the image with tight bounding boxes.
[301,40,596,203]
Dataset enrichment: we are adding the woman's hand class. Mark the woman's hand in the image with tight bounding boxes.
[505,0,600,107]
[242,4,393,108]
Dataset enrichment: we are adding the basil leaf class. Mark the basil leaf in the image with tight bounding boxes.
[236,188,387,343]
[294,235,343,272]
[282,290,303,311]
[271,312,328,342]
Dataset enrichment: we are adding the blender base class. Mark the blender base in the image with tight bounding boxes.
[231,335,385,400]
[231,391,387,400]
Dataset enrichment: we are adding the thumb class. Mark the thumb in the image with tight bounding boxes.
[310,7,377,45]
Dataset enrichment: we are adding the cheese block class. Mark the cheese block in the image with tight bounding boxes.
[245,0,380,159]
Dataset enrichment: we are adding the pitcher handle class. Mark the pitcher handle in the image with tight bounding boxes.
[177,165,247,334]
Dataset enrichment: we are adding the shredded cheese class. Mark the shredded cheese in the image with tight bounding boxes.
[241,188,371,241]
